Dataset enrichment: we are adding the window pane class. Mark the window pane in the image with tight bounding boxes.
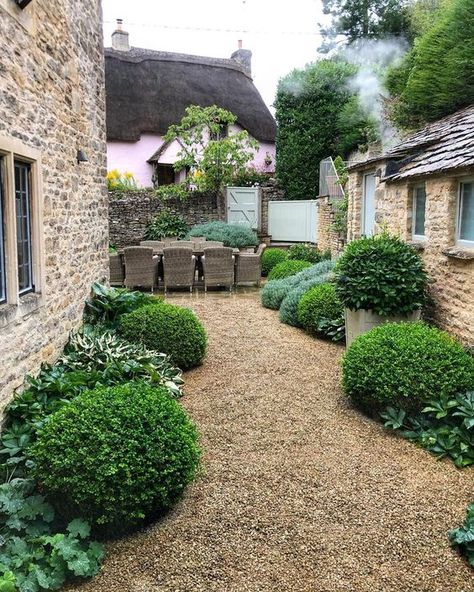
[413,186,426,237]
[14,161,33,294]
[460,182,474,242]
[0,162,5,303]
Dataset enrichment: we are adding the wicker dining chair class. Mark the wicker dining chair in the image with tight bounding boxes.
[124,246,159,292]
[162,237,178,246]
[140,240,165,249]
[162,247,196,293]
[203,241,224,247]
[109,253,125,287]
[235,243,267,287]
[201,247,235,291]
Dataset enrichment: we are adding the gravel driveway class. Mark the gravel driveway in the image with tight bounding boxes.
[68,290,474,592]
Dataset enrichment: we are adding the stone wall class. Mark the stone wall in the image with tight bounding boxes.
[316,196,346,256]
[0,1,108,408]
[109,190,222,246]
[347,164,474,346]
[260,179,285,238]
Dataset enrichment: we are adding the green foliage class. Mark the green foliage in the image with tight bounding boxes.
[335,96,379,155]
[335,234,427,316]
[320,0,412,51]
[287,244,330,264]
[163,105,258,194]
[261,259,336,311]
[330,157,349,237]
[275,59,377,200]
[267,260,312,281]
[298,283,345,341]
[342,322,474,414]
[84,282,159,328]
[381,391,474,468]
[230,167,269,187]
[279,271,335,327]
[30,384,200,535]
[450,502,474,566]
[187,221,258,248]
[386,0,474,128]
[120,303,207,370]
[144,209,188,240]
[261,248,288,276]
[0,478,104,591]
[154,183,190,202]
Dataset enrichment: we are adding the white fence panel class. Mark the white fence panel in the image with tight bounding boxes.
[268,200,318,243]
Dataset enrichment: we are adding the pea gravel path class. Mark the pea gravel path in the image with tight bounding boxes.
[69,290,474,592]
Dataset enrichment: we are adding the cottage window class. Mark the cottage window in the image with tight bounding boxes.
[458,181,474,248]
[0,135,43,312]
[15,161,34,294]
[412,184,426,240]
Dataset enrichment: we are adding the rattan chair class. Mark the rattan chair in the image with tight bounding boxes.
[203,241,224,247]
[109,253,124,286]
[162,247,196,292]
[170,241,194,248]
[201,247,235,291]
[191,236,206,243]
[235,243,267,287]
[140,240,165,249]
[124,246,159,292]
[162,237,178,245]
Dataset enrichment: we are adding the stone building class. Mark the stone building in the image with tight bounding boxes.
[346,105,474,345]
[0,0,108,407]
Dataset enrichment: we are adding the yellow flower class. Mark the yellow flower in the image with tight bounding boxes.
[107,169,120,180]
[124,171,134,179]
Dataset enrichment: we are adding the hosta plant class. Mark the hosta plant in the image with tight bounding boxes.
[450,503,474,567]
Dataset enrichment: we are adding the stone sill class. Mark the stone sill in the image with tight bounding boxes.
[0,293,43,329]
[442,246,474,260]
[407,240,426,252]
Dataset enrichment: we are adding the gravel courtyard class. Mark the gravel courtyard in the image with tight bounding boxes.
[69,290,474,592]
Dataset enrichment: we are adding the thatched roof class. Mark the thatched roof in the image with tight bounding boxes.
[348,105,474,181]
[105,47,277,143]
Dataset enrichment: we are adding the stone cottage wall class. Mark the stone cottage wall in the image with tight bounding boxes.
[316,196,346,256]
[0,1,108,408]
[347,165,474,346]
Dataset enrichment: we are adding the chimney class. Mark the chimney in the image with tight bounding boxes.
[111,19,130,52]
[231,40,252,77]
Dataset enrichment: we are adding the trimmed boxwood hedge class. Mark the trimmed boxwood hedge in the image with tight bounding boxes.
[261,248,288,276]
[30,383,200,534]
[267,259,312,281]
[187,221,258,248]
[120,303,207,370]
[342,322,474,414]
[298,283,343,336]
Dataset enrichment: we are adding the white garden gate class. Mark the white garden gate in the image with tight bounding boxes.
[268,200,318,243]
[226,187,260,229]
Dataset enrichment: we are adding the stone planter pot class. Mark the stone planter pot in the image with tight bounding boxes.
[345,308,422,347]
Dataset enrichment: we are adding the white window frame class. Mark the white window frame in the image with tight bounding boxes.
[457,178,474,249]
[0,134,45,313]
[412,183,427,242]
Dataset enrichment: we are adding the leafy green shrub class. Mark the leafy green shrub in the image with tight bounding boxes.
[144,209,188,240]
[381,391,474,468]
[120,303,207,370]
[261,259,335,310]
[335,234,427,316]
[279,272,334,327]
[0,478,104,591]
[84,283,159,328]
[298,283,345,340]
[231,167,269,187]
[267,260,312,281]
[187,221,258,248]
[342,322,474,414]
[30,383,200,534]
[261,248,288,276]
[287,243,329,264]
[450,502,474,567]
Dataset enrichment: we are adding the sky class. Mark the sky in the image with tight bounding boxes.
[102,0,328,112]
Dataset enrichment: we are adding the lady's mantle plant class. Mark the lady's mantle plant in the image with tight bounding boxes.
[335,233,428,316]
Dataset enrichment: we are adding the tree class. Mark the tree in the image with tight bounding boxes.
[320,0,412,51]
[385,0,474,129]
[275,59,376,200]
[163,105,258,194]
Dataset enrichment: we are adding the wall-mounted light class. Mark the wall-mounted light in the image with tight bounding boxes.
[76,150,88,164]
[15,0,34,9]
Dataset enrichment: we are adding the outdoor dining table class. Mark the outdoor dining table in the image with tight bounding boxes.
[118,247,241,257]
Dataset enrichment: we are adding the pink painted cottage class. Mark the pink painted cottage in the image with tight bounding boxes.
[105,22,277,188]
